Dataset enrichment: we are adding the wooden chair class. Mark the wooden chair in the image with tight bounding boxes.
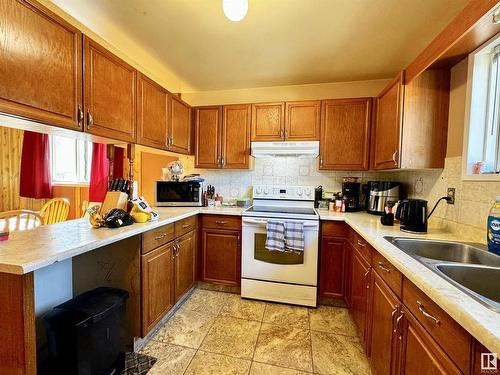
[0,210,43,231]
[39,198,70,225]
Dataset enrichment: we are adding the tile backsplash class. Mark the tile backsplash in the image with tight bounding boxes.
[175,154,499,243]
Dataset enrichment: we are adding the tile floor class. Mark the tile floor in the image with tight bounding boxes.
[141,289,371,375]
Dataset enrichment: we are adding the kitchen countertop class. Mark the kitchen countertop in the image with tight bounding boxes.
[0,206,498,352]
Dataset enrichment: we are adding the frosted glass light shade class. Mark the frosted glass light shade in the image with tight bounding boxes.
[223,0,248,22]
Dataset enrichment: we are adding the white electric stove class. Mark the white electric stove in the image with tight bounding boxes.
[241,185,319,307]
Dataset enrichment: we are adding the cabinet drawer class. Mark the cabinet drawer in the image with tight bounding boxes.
[402,279,471,373]
[372,251,402,298]
[202,215,241,230]
[351,231,372,263]
[142,224,175,254]
[321,221,349,237]
[175,215,197,238]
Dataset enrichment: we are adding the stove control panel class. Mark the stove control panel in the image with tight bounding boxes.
[253,185,315,200]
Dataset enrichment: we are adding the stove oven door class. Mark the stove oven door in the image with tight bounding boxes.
[241,217,318,286]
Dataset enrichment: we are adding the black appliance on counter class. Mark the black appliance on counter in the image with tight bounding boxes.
[366,181,402,215]
[43,287,129,375]
[314,186,323,208]
[396,199,428,233]
[342,182,361,212]
[155,180,203,207]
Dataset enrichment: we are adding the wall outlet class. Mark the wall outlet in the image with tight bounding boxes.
[447,188,456,204]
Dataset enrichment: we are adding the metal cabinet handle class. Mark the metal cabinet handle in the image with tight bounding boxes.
[78,105,84,125]
[362,268,371,287]
[392,150,399,167]
[221,157,225,166]
[182,224,190,229]
[391,307,399,333]
[154,233,166,240]
[395,312,404,339]
[378,262,391,273]
[357,240,365,247]
[215,220,228,225]
[169,137,173,146]
[87,110,94,128]
[417,301,440,325]
[319,157,323,168]
[284,129,289,139]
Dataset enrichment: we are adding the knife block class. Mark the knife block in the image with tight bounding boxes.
[100,191,128,215]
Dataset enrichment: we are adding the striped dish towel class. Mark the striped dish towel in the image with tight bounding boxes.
[284,222,305,252]
[265,220,286,252]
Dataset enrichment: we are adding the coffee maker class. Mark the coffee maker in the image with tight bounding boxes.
[342,180,361,212]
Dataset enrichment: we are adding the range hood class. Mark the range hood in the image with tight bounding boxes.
[251,141,319,158]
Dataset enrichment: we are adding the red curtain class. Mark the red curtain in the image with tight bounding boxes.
[19,131,52,199]
[113,147,124,179]
[89,143,108,202]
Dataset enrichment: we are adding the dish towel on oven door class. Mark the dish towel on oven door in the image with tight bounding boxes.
[265,220,286,252]
[284,222,305,252]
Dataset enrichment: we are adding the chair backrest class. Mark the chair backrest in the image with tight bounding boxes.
[39,198,70,225]
[0,210,43,232]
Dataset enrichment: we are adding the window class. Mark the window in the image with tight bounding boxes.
[51,135,92,184]
[464,34,500,179]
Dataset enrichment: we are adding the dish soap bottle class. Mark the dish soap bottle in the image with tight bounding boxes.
[487,196,500,255]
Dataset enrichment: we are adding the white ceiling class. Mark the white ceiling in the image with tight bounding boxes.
[51,0,468,91]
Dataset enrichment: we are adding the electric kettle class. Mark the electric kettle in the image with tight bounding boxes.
[395,199,428,233]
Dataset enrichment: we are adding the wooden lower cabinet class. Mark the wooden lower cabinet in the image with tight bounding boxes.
[141,242,175,335]
[319,236,347,302]
[369,270,400,375]
[349,247,371,345]
[174,230,196,301]
[396,306,462,375]
[201,228,241,286]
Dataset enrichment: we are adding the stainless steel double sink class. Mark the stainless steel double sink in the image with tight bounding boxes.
[385,237,500,312]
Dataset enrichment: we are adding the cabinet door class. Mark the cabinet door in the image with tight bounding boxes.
[201,229,241,286]
[319,236,346,301]
[169,95,192,154]
[350,248,371,343]
[284,101,320,140]
[0,0,82,130]
[221,104,251,169]
[84,36,136,142]
[195,106,222,168]
[174,230,196,301]
[136,73,168,150]
[373,73,404,170]
[398,306,461,375]
[370,271,400,375]
[141,242,174,336]
[320,99,372,170]
[251,102,285,141]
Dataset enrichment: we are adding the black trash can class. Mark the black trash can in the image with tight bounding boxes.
[43,287,129,375]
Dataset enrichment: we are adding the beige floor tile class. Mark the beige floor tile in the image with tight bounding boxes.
[200,316,261,359]
[311,331,371,375]
[221,294,266,321]
[184,351,251,375]
[309,306,357,337]
[253,323,313,372]
[182,289,230,315]
[140,340,196,375]
[250,362,311,374]
[152,308,216,348]
[263,303,310,329]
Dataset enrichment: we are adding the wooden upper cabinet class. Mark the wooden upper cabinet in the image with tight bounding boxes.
[195,106,222,168]
[136,73,168,150]
[0,0,82,130]
[251,102,285,141]
[320,98,372,170]
[221,104,251,169]
[84,36,136,142]
[285,101,320,140]
[373,73,404,170]
[169,95,192,154]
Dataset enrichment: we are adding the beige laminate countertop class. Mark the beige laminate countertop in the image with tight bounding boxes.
[0,206,498,352]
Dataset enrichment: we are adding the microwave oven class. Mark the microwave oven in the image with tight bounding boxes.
[155,181,203,207]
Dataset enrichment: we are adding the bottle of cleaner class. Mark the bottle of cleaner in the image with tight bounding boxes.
[487,196,500,255]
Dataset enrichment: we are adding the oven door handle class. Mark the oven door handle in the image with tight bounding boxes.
[242,218,318,228]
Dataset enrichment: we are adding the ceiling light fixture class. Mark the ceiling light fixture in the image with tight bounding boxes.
[222,0,248,22]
